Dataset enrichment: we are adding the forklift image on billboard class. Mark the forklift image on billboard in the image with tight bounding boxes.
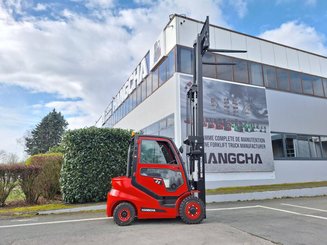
[106,16,246,226]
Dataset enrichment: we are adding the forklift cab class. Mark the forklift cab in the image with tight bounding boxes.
[127,135,189,196]
[107,134,204,226]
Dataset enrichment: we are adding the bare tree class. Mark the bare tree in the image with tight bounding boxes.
[0,150,19,164]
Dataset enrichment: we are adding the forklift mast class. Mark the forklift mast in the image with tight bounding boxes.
[184,16,246,205]
[184,17,210,205]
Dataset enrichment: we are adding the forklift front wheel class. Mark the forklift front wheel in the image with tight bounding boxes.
[113,202,136,226]
[179,195,205,224]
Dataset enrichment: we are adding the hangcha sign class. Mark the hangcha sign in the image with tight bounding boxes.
[112,32,166,113]
[112,54,149,111]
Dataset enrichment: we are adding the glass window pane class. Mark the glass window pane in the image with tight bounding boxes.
[323,79,327,97]
[312,77,324,97]
[321,136,327,158]
[297,135,311,158]
[178,47,193,74]
[302,74,314,95]
[122,101,125,118]
[146,75,152,97]
[127,96,131,113]
[159,59,167,86]
[290,71,302,93]
[276,68,290,91]
[249,62,264,86]
[140,140,175,164]
[152,68,159,91]
[136,85,142,106]
[132,89,136,109]
[167,114,174,127]
[285,134,296,157]
[308,136,322,158]
[217,55,233,81]
[263,65,277,89]
[141,81,146,101]
[271,133,284,158]
[203,52,216,78]
[167,49,175,79]
[233,60,249,83]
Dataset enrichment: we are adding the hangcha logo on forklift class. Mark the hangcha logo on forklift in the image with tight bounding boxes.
[153,178,162,184]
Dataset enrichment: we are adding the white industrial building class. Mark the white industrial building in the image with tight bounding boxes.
[98,14,327,189]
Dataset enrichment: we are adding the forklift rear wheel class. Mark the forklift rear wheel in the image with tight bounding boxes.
[113,202,136,226]
[179,195,205,224]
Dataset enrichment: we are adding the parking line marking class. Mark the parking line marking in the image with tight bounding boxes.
[207,205,260,211]
[281,203,327,213]
[258,205,327,221]
[0,217,112,229]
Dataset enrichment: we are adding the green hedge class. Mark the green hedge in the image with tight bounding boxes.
[60,127,131,203]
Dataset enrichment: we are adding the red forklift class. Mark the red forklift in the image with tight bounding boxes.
[106,17,246,225]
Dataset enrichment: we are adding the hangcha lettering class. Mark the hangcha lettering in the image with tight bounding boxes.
[112,54,149,111]
[204,153,263,164]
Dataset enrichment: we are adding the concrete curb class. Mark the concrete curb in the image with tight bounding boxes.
[37,205,106,215]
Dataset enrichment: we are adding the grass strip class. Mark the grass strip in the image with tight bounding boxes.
[0,203,73,215]
[206,181,327,195]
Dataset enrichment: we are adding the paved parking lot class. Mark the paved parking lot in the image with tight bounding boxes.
[1,196,327,245]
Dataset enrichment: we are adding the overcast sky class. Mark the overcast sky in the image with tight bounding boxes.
[1,0,327,160]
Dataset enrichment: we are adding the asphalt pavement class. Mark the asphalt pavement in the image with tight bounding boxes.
[1,196,327,245]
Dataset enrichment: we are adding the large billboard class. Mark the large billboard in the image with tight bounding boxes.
[180,74,274,172]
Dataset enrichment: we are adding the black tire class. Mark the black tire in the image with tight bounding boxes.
[179,195,205,224]
[113,202,136,226]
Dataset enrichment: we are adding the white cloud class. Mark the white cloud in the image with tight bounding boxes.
[85,0,115,9]
[259,21,327,56]
[228,0,247,18]
[34,3,47,11]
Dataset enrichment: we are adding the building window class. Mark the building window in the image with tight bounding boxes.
[136,84,142,106]
[152,68,159,92]
[285,134,297,157]
[141,114,175,139]
[296,135,311,158]
[141,80,147,101]
[159,59,167,86]
[132,89,137,109]
[233,59,249,83]
[271,132,327,160]
[177,47,193,74]
[321,137,327,157]
[323,79,327,97]
[271,133,284,158]
[217,55,233,81]
[302,74,314,95]
[276,68,290,91]
[146,75,152,97]
[309,136,323,158]
[167,49,175,80]
[263,65,277,89]
[249,62,264,86]
[290,71,302,93]
[312,77,324,97]
[203,52,216,78]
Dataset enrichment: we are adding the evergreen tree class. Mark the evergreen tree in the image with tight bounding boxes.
[25,109,68,155]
